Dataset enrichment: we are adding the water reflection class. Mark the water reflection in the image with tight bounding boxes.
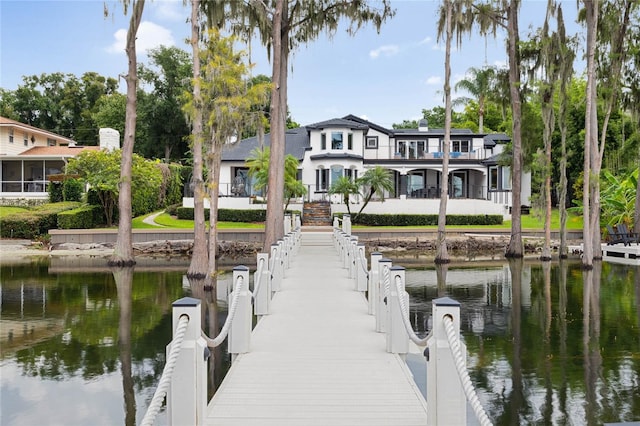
[113,267,136,426]
[1,257,638,425]
[401,259,640,425]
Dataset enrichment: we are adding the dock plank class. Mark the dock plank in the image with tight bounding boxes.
[206,232,428,425]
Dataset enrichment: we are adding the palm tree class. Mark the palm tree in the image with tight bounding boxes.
[201,0,395,250]
[355,166,394,220]
[454,66,496,133]
[329,176,359,214]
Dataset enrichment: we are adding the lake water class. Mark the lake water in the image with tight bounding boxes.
[1,255,638,425]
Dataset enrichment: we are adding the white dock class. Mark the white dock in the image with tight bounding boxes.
[205,231,428,425]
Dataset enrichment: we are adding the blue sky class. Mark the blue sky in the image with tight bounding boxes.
[1,1,582,129]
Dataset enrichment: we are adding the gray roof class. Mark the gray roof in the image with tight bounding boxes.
[309,153,363,160]
[392,128,475,136]
[306,117,369,131]
[483,133,511,148]
[222,127,310,161]
[342,114,391,135]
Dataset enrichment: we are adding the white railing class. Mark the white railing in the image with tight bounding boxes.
[140,314,190,426]
[334,222,492,426]
[142,219,302,426]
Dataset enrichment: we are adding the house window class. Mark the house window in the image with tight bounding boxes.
[489,166,499,190]
[347,133,353,150]
[502,166,512,190]
[9,129,14,143]
[316,168,330,191]
[451,140,470,152]
[47,138,57,146]
[366,136,378,149]
[330,165,343,186]
[331,132,343,150]
[321,133,326,150]
[396,140,425,159]
[344,169,358,181]
[23,133,28,146]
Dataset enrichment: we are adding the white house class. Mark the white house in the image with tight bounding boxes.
[0,116,116,202]
[199,114,531,218]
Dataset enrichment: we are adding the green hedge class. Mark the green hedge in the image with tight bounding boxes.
[0,202,81,239]
[57,205,102,229]
[176,208,302,223]
[334,213,503,226]
[176,207,266,222]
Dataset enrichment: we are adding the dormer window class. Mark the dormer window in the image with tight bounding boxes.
[331,132,343,150]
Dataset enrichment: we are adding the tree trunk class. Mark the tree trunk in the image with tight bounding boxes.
[188,0,209,278]
[205,138,222,290]
[264,0,287,250]
[435,0,451,265]
[111,0,144,267]
[505,0,523,258]
[581,0,598,268]
[541,104,554,261]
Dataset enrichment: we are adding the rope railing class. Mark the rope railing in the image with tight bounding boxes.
[202,274,245,348]
[140,314,190,426]
[393,275,428,346]
[443,315,493,426]
[252,257,266,298]
[357,249,369,278]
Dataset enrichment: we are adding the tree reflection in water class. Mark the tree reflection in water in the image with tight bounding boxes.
[188,276,228,399]
[113,266,136,426]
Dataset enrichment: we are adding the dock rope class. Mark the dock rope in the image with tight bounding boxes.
[443,315,493,426]
[392,275,428,346]
[140,314,190,426]
[252,257,266,298]
[202,275,245,348]
[357,249,369,278]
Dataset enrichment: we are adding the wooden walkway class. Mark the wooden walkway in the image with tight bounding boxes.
[206,231,428,425]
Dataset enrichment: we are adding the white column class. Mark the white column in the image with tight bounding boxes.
[167,297,207,426]
[376,258,392,333]
[387,266,409,354]
[368,252,383,315]
[426,297,466,426]
[228,266,251,359]
[253,253,271,318]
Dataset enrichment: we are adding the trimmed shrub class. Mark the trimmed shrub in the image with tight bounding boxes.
[49,181,63,203]
[334,213,503,227]
[176,207,268,222]
[0,202,81,239]
[57,205,102,229]
[62,178,83,202]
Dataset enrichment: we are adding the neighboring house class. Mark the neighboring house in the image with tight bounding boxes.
[201,114,531,216]
[0,117,111,201]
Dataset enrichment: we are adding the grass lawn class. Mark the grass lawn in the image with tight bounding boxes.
[133,208,582,231]
[0,206,29,218]
[132,211,264,229]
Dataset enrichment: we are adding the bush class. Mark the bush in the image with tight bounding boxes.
[62,178,84,202]
[57,205,102,229]
[0,202,81,239]
[333,213,503,227]
[49,182,63,203]
[176,207,268,222]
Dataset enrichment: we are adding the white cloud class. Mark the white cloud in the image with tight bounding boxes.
[359,114,369,121]
[106,21,176,55]
[493,60,508,69]
[425,76,442,85]
[152,1,186,22]
[418,36,432,45]
[369,44,399,59]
